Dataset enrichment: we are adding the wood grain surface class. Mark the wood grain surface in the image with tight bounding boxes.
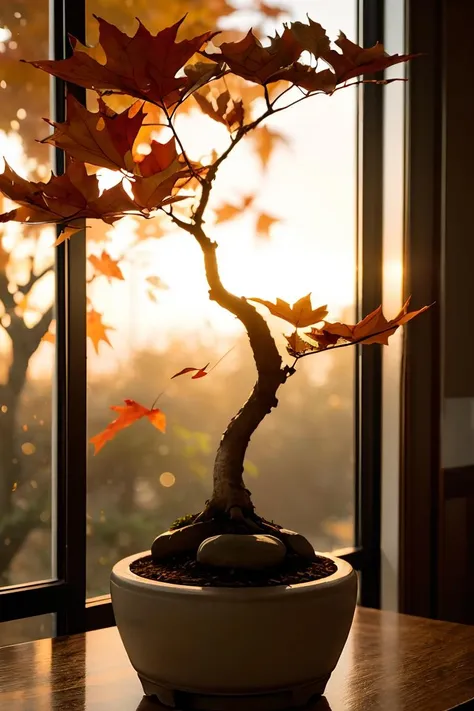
[0,607,473,711]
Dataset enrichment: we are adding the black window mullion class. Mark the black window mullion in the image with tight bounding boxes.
[52,0,87,636]
[355,0,384,609]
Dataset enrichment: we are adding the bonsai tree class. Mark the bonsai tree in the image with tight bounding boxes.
[0,13,426,562]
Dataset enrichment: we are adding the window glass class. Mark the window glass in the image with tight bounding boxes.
[85,0,357,596]
[0,1,54,588]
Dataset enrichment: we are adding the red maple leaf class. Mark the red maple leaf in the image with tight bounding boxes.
[306,299,431,349]
[41,95,147,172]
[28,16,219,108]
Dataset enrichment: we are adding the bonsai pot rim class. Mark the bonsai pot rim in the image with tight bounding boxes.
[111,549,353,597]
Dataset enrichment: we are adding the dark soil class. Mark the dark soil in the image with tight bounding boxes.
[130,552,337,588]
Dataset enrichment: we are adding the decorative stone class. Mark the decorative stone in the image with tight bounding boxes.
[151,520,220,560]
[197,534,286,570]
[278,529,317,561]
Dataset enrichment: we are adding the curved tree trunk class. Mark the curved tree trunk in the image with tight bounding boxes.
[194,230,288,516]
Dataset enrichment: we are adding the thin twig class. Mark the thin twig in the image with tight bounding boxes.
[150,390,165,410]
[207,344,236,373]
[263,84,272,111]
[163,106,202,183]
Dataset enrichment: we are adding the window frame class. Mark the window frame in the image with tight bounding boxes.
[0,0,385,634]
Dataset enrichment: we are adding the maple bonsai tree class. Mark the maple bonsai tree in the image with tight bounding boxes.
[0,14,426,559]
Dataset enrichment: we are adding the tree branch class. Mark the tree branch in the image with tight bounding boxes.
[19,263,54,296]
[30,304,54,345]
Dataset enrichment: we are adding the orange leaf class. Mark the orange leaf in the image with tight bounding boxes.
[306,299,431,349]
[252,125,287,167]
[214,195,254,224]
[28,16,219,108]
[87,309,114,354]
[0,162,144,228]
[89,251,124,281]
[250,294,328,328]
[42,330,56,344]
[284,331,316,357]
[146,275,169,290]
[54,224,83,246]
[256,212,278,238]
[214,203,242,224]
[171,363,209,379]
[89,398,166,454]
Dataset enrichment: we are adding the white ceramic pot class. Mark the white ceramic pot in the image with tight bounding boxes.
[111,551,357,711]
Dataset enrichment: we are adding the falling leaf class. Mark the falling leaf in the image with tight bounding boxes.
[89,251,124,281]
[28,16,219,108]
[171,363,209,379]
[42,330,56,344]
[90,399,166,454]
[306,298,431,350]
[54,224,83,246]
[87,309,114,354]
[284,331,317,357]
[252,125,287,167]
[249,294,328,328]
[146,275,169,290]
[214,195,254,224]
[256,212,278,238]
[214,203,242,224]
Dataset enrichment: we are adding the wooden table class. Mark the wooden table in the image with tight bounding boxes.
[1,608,474,711]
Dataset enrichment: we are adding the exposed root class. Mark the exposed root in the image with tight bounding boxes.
[156,510,315,562]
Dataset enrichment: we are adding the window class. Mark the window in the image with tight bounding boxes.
[0,0,55,597]
[85,0,357,597]
[0,0,385,635]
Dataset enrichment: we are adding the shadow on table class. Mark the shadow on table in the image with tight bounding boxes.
[135,695,333,711]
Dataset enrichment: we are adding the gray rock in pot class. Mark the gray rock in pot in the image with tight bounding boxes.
[197,533,286,569]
